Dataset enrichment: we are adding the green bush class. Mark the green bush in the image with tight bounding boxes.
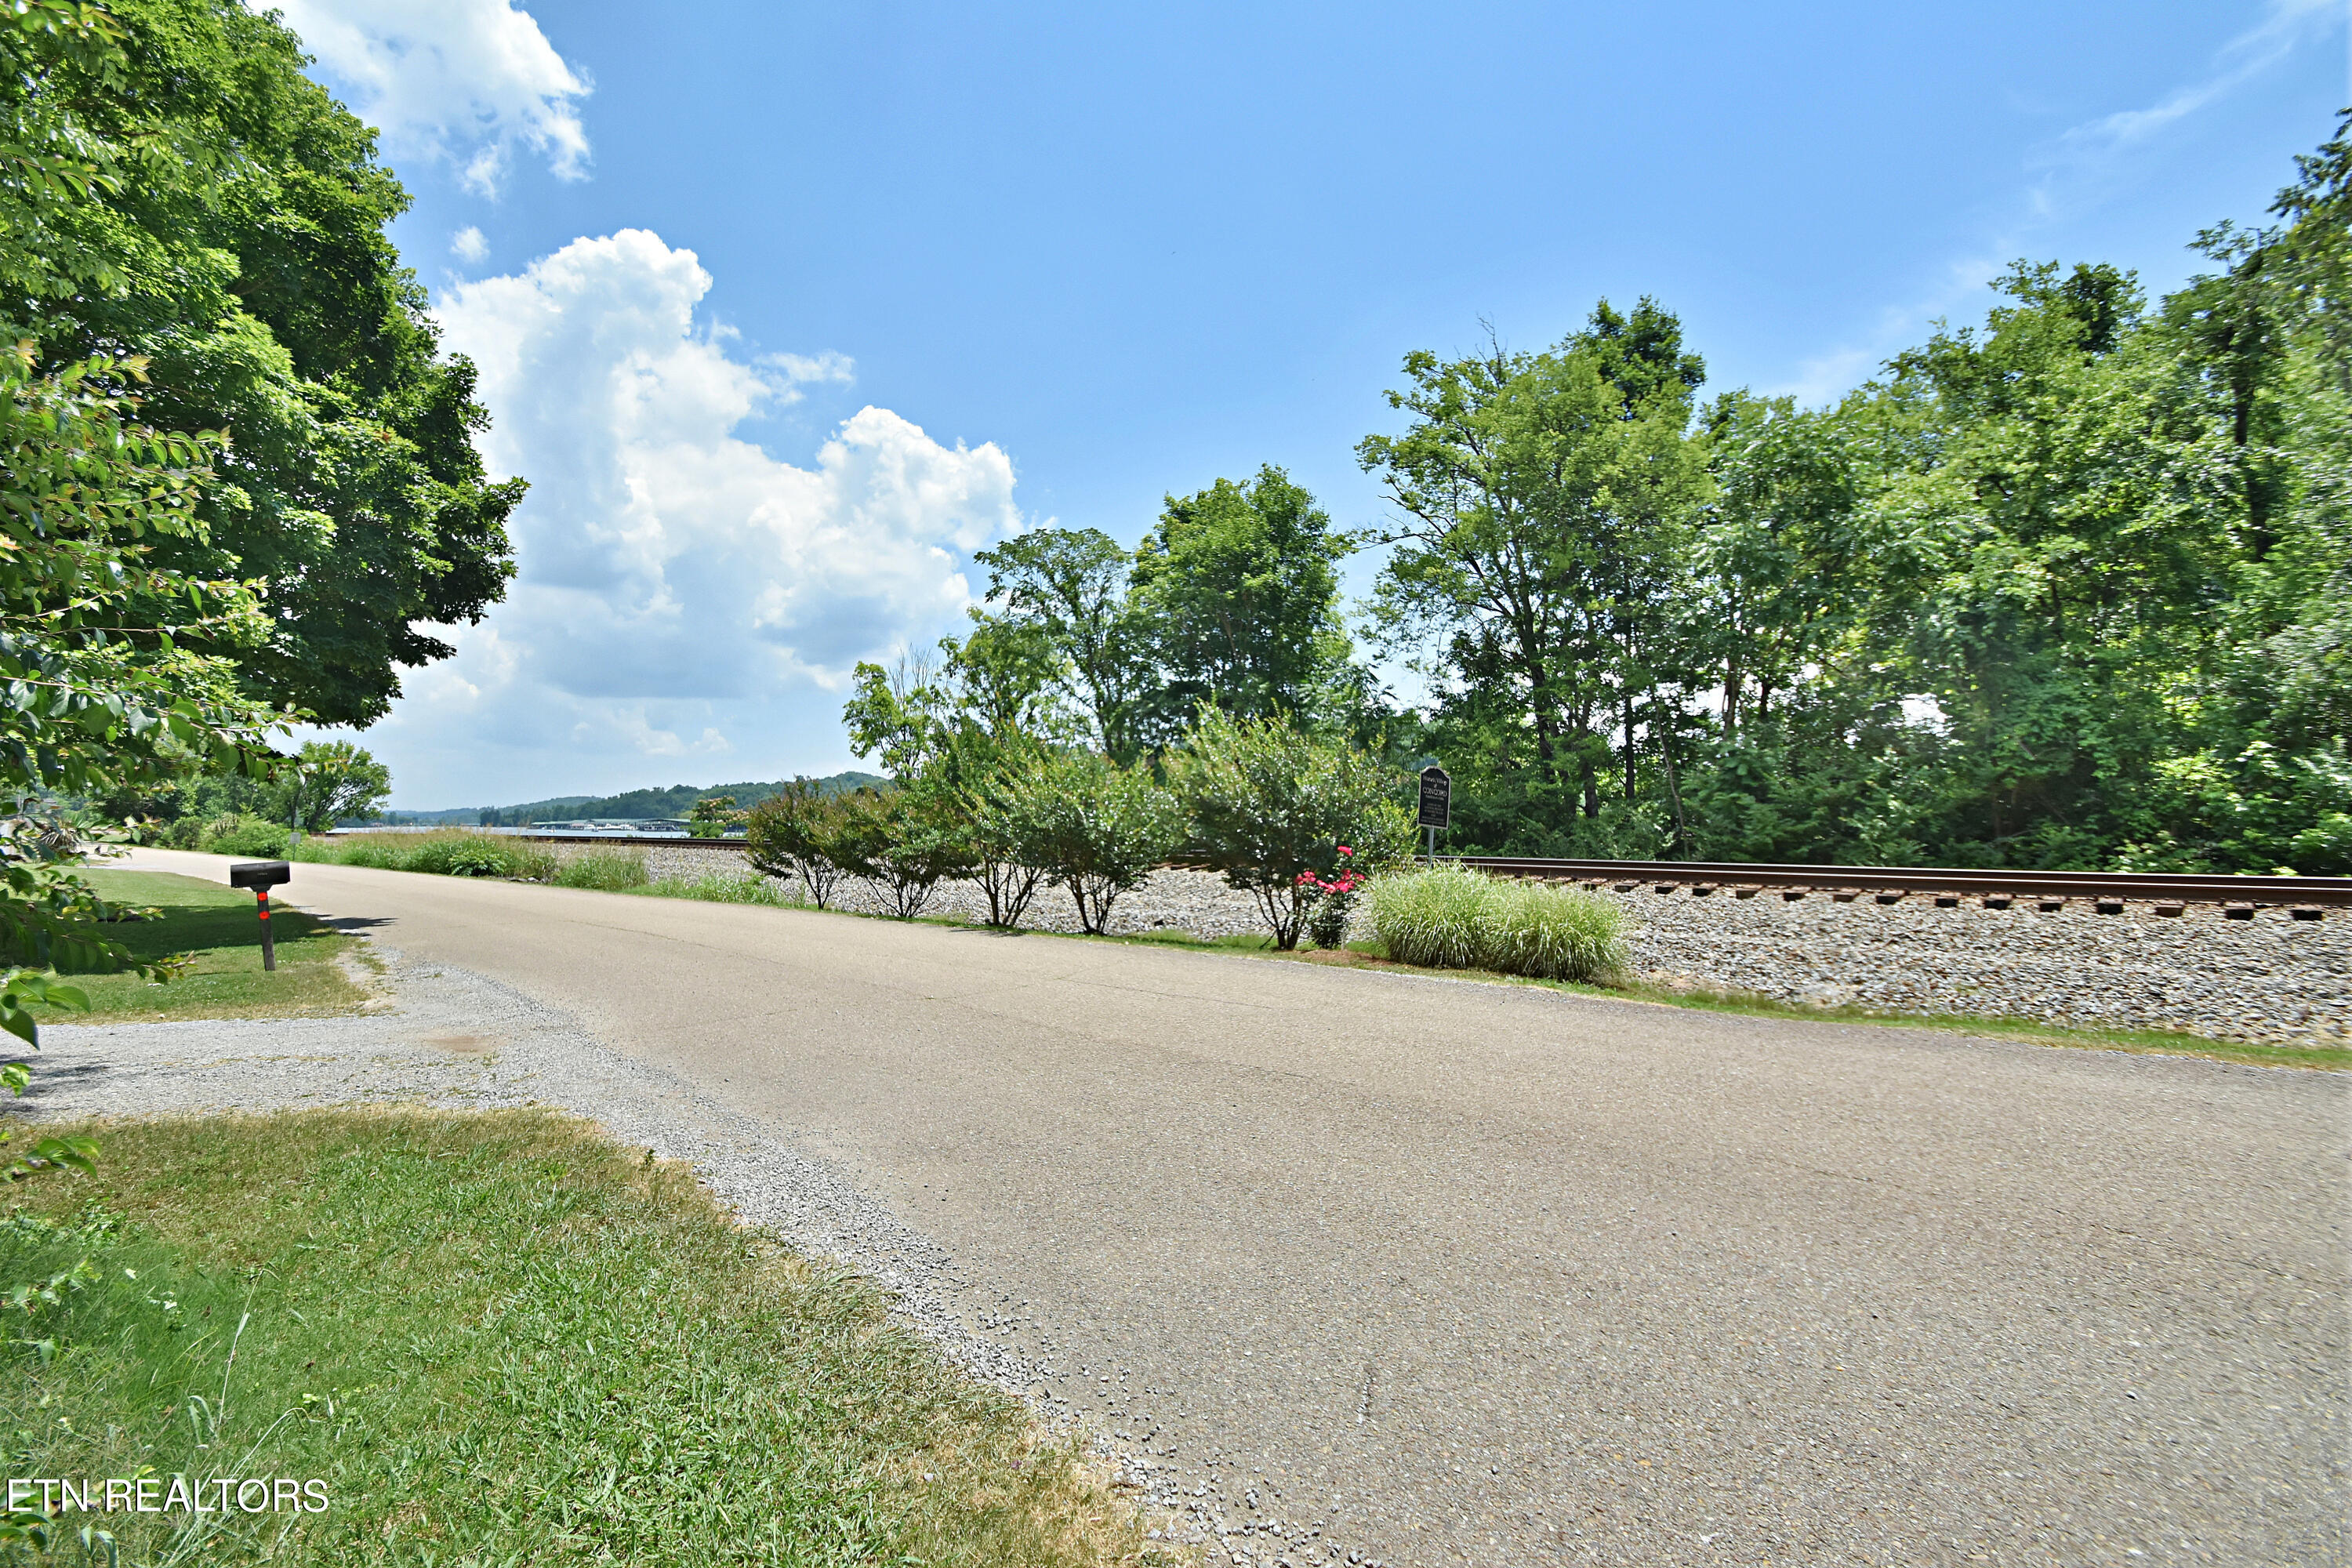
[988,750,1181,934]
[555,850,648,891]
[404,836,510,877]
[198,813,289,857]
[304,836,401,869]
[746,780,853,908]
[944,735,1047,929]
[1370,865,1628,983]
[1169,707,1416,949]
[828,786,977,919]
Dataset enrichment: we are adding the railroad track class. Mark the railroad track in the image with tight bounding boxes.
[475,833,2347,919]
[1457,857,2350,917]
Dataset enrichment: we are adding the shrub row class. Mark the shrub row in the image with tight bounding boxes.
[1369,864,1628,983]
[746,717,1417,946]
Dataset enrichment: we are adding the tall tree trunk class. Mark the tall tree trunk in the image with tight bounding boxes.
[1655,688,1688,854]
[1622,693,1636,801]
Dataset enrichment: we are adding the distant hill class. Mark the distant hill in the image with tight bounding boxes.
[383,771,887,826]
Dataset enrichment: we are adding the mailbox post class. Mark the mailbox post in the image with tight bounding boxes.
[229,860,291,971]
[1417,765,1451,866]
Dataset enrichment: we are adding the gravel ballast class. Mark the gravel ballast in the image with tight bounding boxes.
[609,845,2350,1047]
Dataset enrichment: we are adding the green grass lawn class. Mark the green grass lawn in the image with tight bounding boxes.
[0,1109,1172,1566]
[60,870,372,1022]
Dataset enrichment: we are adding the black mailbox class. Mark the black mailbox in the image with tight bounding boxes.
[230,860,291,890]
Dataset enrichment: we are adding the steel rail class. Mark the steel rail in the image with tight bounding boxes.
[1454,856,2352,909]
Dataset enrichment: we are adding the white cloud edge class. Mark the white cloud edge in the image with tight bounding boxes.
[255,0,593,197]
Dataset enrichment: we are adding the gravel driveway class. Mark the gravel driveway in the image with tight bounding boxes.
[9,848,2346,1568]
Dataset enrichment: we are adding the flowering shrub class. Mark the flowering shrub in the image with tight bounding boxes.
[1170,709,1415,949]
[1296,845,1366,949]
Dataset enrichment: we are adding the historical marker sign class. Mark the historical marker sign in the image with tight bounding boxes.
[1417,765,1452,830]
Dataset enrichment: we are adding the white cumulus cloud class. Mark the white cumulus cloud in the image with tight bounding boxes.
[260,0,591,195]
[451,225,489,262]
[360,229,1022,805]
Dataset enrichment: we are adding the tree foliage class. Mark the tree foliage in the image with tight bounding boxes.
[834,123,2352,881]
[280,741,390,833]
[1127,466,1363,745]
[968,466,1396,764]
[1355,127,2352,873]
[1359,301,1712,833]
[0,337,281,1142]
[2,0,519,727]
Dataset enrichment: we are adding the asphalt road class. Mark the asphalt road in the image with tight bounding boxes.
[114,850,2348,1566]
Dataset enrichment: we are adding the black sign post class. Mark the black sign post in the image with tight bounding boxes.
[1417,765,1451,866]
[229,860,291,971]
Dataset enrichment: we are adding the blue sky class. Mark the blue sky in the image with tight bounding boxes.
[268,0,2352,809]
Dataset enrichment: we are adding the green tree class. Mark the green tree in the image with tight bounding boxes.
[969,528,1153,763]
[2,0,520,726]
[1691,392,1872,742]
[1360,302,1713,835]
[0,339,281,1165]
[1168,708,1414,949]
[278,740,391,832]
[688,794,742,839]
[1850,262,2248,866]
[1127,466,1359,742]
[841,619,1078,926]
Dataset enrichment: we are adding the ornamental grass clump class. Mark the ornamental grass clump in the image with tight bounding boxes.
[1368,863,1492,970]
[1370,865,1628,983]
[1477,877,1628,982]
